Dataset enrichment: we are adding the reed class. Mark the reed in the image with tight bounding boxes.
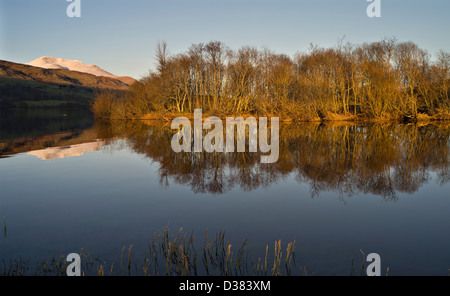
[97,265,104,276]
[359,249,366,276]
[272,240,282,276]
[120,246,125,276]
[127,245,133,276]
[0,226,380,276]
[264,244,268,276]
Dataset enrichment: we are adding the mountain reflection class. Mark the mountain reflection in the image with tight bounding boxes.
[28,140,106,160]
[97,121,450,199]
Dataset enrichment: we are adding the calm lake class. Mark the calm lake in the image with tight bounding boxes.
[1,108,450,275]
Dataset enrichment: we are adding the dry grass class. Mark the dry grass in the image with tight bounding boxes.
[0,226,333,276]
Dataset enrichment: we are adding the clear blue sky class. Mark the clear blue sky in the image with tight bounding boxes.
[1,0,449,79]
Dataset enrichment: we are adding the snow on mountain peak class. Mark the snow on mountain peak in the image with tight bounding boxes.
[26,56,117,78]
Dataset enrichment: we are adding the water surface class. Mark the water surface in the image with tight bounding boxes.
[1,109,449,275]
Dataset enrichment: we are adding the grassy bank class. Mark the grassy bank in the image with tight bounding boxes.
[132,109,450,123]
[93,106,450,123]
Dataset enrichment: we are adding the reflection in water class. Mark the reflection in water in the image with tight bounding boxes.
[0,108,95,159]
[0,108,94,140]
[1,115,450,275]
[1,114,448,199]
[28,140,107,160]
[0,128,100,159]
[95,121,450,200]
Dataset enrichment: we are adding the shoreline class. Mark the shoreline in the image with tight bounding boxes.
[100,110,450,123]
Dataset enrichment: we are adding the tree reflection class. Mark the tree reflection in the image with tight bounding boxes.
[96,121,450,200]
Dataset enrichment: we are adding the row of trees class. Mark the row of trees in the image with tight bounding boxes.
[93,38,450,121]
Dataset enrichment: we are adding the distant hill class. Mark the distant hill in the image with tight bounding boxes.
[27,56,136,85]
[0,59,136,109]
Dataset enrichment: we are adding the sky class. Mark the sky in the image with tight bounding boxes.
[0,0,449,79]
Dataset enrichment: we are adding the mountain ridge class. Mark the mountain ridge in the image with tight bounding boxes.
[0,59,135,89]
[26,56,136,85]
[0,59,135,109]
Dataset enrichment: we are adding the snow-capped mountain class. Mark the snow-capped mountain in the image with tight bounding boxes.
[26,56,134,84]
